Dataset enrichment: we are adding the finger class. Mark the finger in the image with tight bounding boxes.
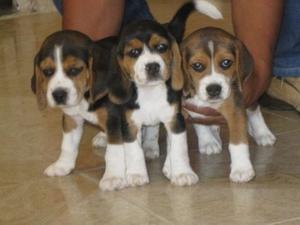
[183,102,221,117]
[186,116,226,125]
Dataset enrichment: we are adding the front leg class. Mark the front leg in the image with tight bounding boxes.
[228,143,255,183]
[99,113,127,191]
[163,114,199,186]
[220,102,255,183]
[99,143,127,191]
[123,123,149,187]
[44,114,84,177]
[124,141,149,187]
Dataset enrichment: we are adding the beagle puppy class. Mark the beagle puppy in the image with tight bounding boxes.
[181,27,276,183]
[31,30,129,191]
[101,0,222,186]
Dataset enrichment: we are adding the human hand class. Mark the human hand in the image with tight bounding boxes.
[243,70,271,108]
[182,102,226,125]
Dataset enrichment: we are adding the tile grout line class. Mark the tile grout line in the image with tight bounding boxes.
[274,127,300,136]
[266,216,300,225]
[116,192,176,225]
[261,109,300,122]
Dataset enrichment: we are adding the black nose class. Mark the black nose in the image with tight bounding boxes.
[145,62,160,76]
[206,84,222,98]
[52,88,67,104]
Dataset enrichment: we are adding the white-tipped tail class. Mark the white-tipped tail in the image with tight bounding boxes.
[194,0,223,20]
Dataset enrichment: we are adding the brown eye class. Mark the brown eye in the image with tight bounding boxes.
[42,68,55,77]
[191,62,205,72]
[128,48,142,58]
[220,59,233,69]
[156,43,168,53]
[66,67,83,77]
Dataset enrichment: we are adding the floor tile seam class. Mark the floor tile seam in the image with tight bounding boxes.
[265,216,300,225]
[274,128,300,136]
[262,110,300,122]
[117,192,177,225]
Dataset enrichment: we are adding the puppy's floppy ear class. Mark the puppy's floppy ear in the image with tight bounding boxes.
[108,54,132,104]
[31,53,47,110]
[181,46,196,97]
[87,44,109,102]
[234,39,254,90]
[170,40,184,91]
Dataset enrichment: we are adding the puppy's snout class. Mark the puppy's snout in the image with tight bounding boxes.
[145,62,160,76]
[206,84,222,98]
[52,88,67,104]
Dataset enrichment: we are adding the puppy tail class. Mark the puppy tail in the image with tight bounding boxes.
[194,0,223,20]
[168,0,223,42]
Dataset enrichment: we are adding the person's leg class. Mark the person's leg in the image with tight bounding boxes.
[53,0,154,40]
[63,0,125,40]
[273,1,300,77]
[268,0,300,111]
[53,0,62,13]
[231,0,284,107]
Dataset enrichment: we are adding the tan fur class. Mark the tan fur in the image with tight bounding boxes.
[219,94,248,144]
[167,103,182,132]
[35,55,91,109]
[127,38,144,50]
[62,113,77,132]
[182,50,210,96]
[95,108,122,144]
[95,108,108,132]
[170,42,184,91]
[181,28,253,144]
[64,56,89,99]
[121,39,143,79]
[118,34,184,91]
[149,34,172,81]
[35,57,55,110]
[234,40,254,90]
[125,110,139,141]
[149,34,168,47]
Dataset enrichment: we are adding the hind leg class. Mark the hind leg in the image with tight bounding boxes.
[92,131,107,148]
[142,125,160,159]
[194,124,222,155]
[247,105,276,146]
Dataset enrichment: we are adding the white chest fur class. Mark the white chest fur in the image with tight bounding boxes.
[62,99,98,125]
[132,84,175,126]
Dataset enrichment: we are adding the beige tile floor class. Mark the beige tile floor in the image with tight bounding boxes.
[1,0,300,224]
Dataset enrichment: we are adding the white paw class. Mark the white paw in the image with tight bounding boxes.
[44,161,74,177]
[199,140,222,155]
[144,145,160,159]
[162,165,171,180]
[126,174,149,187]
[230,165,255,183]
[92,132,107,148]
[162,158,171,179]
[253,132,276,146]
[99,176,127,191]
[171,172,199,186]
